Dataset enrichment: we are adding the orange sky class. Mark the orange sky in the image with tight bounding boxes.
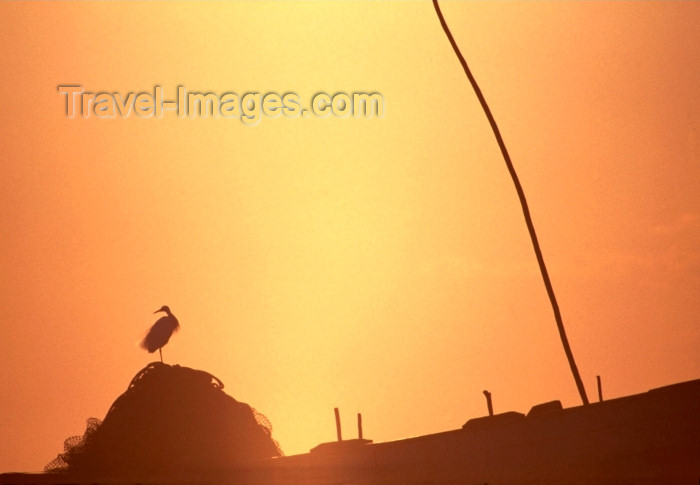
[1,1,698,473]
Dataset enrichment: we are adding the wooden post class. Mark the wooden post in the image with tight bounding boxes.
[432,0,590,407]
[357,413,363,440]
[596,375,603,402]
[334,407,342,441]
[483,390,494,416]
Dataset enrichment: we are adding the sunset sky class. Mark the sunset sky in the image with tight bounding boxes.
[1,1,698,473]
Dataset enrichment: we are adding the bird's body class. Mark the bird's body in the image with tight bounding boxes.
[141,305,179,362]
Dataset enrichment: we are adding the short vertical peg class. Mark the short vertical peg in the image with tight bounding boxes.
[483,390,494,416]
[334,407,342,442]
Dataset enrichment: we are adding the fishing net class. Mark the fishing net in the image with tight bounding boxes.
[45,362,282,475]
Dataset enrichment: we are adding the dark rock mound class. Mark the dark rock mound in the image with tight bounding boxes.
[45,363,282,476]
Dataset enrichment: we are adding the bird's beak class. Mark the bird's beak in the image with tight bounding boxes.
[154,309,162,314]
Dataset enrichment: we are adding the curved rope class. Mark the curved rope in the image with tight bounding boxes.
[432,0,589,405]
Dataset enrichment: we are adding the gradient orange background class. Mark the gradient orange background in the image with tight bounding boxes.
[1,1,698,472]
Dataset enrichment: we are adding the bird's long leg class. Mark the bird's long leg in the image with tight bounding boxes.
[159,348,163,363]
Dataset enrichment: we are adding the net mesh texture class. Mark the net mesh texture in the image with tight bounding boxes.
[45,362,282,475]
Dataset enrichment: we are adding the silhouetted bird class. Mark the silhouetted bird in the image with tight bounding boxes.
[141,305,179,363]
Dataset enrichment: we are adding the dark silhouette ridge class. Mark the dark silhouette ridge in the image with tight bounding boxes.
[6,379,692,484]
[431,0,589,405]
[44,363,281,477]
[141,305,179,363]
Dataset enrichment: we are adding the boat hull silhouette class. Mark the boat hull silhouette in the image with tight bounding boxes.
[3,378,698,484]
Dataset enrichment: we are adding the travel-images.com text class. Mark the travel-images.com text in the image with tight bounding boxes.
[58,85,384,125]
